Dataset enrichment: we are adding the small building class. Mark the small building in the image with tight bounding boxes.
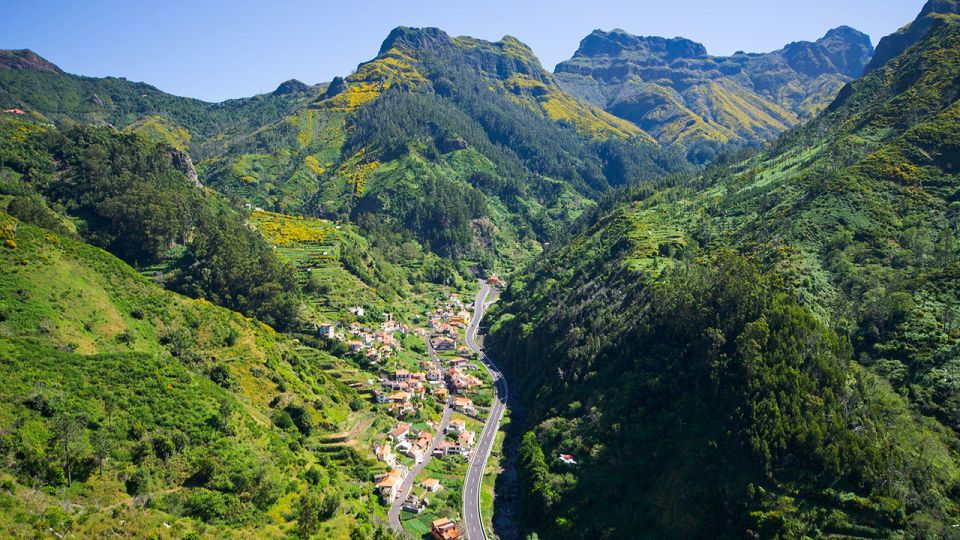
[388,423,410,442]
[421,478,442,492]
[433,337,456,351]
[374,444,395,465]
[458,430,475,448]
[388,391,412,403]
[559,454,578,466]
[375,467,407,503]
[317,323,336,339]
[402,494,429,514]
[431,517,461,540]
[453,397,475,415]
[447,419,467,435]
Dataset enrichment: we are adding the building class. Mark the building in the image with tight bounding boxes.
[375,467,407,502]
[559,454,578,466]
[458,430,475,448]
[317,323,336,339]
[402,494,429,514]
[447,419,467,435]
[388,423,410,442]
[431,517,461,540]
[453,397,475,415]
[433,337,456,351]
[388,391,412,403]
[374,444,396,465]
[421,478,442,492]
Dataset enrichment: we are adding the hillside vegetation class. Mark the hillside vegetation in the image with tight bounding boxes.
[489,8,960,539]
[0,212,394,539]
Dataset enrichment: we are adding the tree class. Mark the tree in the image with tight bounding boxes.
[51,411,89,487]
[91,428,114,476]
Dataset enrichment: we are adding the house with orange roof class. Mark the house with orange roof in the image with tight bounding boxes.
[431,517,460,540]
[421,478,442,492]
[375,466,407,502]
[388,423,410,442]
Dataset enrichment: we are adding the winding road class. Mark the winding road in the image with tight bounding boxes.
[462,280,507,540]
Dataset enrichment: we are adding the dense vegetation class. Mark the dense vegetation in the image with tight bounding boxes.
[0,116,301,329]
[3,3,960,538]
[489,6,960,539]
[0,213,394,538]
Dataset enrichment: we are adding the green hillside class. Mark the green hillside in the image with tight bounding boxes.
[0,212,395,539]
[488,11,960,540]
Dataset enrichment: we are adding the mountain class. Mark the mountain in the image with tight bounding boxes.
[195,27,689,265]
[0,31,690,273]
[865,0,960,72]
[0,51,318,159]
[554,26,874,159]
[489,8,960,539]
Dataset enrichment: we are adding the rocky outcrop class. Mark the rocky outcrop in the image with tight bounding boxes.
[324,76,348,99]
[272,79,310,96]
[168,147,201,189]
[0,49,63,73]
[438,137,468,153]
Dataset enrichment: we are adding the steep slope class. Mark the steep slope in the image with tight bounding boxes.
[0,114,302,330]
[555,27,874,158]
[0,212,394,539]
[488,10,960,540]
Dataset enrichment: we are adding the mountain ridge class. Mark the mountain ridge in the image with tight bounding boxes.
[554,25,874,157]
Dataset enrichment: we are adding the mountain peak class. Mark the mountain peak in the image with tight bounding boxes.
[820,25,871,44]
[920,0,960,17]
[573,29,708,60]
[272,79,310,96]
[378,26,452,55]
[865,0,959,72]
[0,49,63,73]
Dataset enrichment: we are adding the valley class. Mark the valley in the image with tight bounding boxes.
[2,1,960,538]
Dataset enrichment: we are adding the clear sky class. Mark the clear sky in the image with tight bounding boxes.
[4,0,926,102]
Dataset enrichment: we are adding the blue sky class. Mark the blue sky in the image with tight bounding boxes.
[4,0,926,102]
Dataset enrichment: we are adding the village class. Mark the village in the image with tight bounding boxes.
[317,291,493,539]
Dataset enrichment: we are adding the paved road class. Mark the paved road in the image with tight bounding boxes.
[462,280,507,540]
[388,337,454,533]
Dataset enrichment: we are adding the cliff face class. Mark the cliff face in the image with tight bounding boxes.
[555,27,874,152]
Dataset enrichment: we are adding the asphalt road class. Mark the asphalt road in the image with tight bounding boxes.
[462,280,507,540]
